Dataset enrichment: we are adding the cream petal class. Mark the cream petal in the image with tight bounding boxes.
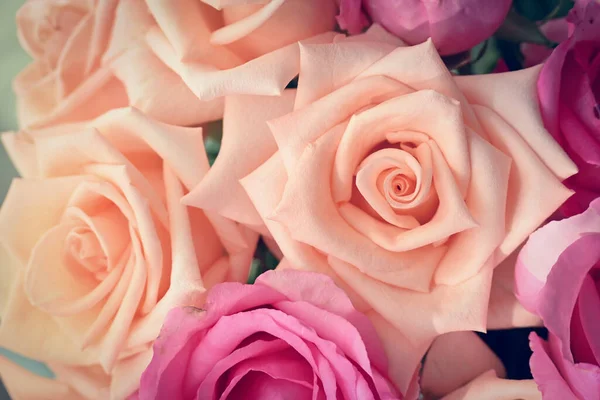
[471,105,575,261]
[0,176,87,264]
[455,67,577,181]
[421,331,506,398]
[269,75,411,174]
[441,370,541,400]
[146,26,300,100]
[434,131,511,285]
[358,39,481,134]
[329,255,493,347]
[183,90,296,226]
[111,46,224,126]
[51,363,111,400]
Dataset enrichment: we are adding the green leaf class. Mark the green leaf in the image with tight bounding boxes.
[247,259,262,284]
[496,9,555,46]
[471,38,502,75]
[514,0,574,21]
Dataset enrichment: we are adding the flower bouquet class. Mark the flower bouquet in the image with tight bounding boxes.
[0,0,598,399]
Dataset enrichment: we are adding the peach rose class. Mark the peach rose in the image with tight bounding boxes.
[184,26,577,391]
[0,108,257,399]
[143,0,338,101]
[15,0,218,129]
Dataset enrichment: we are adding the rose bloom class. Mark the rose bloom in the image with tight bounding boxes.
[184,25,577,392]
[136,269,411,400]
[521,18,569,68]
[0,108,257,399]
[142,0,337,101]
[538,0,600,217]
[516,198,600,399]
[15,0,220,129]
[337,0,511,55]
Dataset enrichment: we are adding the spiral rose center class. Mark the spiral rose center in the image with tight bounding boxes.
[65,227,108,280]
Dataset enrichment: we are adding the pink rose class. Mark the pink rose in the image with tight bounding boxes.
[0,108,257,399]
[137,269,407,399]
[142,0,337,101]
[537,0,600,217]
[515,198,600,399]
[337,0,511,55]
[15,0,210,129]
[185,26,577,391]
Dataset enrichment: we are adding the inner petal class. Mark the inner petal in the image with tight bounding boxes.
[65,227,107,279]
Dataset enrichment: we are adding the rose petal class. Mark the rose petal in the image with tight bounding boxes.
[441,370,541,400]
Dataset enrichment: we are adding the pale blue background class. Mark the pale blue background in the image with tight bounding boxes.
[0,1,56,398]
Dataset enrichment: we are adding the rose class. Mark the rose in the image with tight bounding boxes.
[184,25,577,391]
[0,108,257,399]
[136,269,409,400]
[537,0,600,217]
[337,0,511,55]
[420,332,541,400]
[142,0,338,102]
[15,0,214,129]
[515,198,600,399]
[521,18,569,67]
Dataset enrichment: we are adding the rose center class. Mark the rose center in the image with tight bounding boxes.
[65,227,108,280]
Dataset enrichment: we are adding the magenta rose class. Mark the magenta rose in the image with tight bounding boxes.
[337,0,511,55]
[136,269,410,399]
[538,0,600,217]
[515,198,600,399]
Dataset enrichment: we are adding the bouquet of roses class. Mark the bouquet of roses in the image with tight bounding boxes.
[0,0,598,399]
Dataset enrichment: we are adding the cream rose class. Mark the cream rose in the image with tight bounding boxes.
[15,0,216,129]
[184,26,577,393]
[143,0,338,101]
[0,108,257,399]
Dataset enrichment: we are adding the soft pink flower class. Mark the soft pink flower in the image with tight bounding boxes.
[537,0,600,217]
[0,108,257,399]
[337,0,511,55]
[184,25,577,393]
[14,0,213,129]
[136,269,409,400]
[515,198,600,399]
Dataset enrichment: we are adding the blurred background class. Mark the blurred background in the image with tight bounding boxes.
[0,1,29,398]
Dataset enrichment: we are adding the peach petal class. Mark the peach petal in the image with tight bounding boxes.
[85,0,119,72]
[0,271,100,365]
[358,40,481,133]
[210,0,285,45]
[471,105,576,261]
[434,131,511,285]
[0,246,18,318]
[145,0,224,62]
[295,35,398,108]
[242,155,371,311]
[329,255,493,347]
[421,331,506,398]
[441,370,541,400]
[269,75,411,174]
[184,90,296,226]
[455,67,577,181]
[55,14,94,96]
[272,129,438,291]
[0,176,86,264]
[111,46,224,126]
[0,355,77,400]
[333,90,470,200]
[110,349,154,400]
[50,363,111,400]
[146,26,301,100]
[487,249,542,330]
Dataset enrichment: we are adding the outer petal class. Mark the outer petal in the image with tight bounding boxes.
[421,331,506,398]
[441,370,541,400]
[455,67,578,182]
[183,90,296,225]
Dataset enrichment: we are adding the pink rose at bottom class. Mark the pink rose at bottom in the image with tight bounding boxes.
[135,269,408,400]
[515,198,600,399]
